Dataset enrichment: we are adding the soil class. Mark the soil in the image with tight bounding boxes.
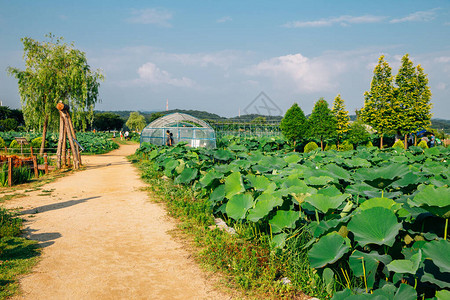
[4,144,230,299]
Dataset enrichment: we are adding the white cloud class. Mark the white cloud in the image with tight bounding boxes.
[284,15,385,28]
[435,56,450,63]
[217,16,232,23]
[245,53,348,92]
[127,8,172,27]
[156,50,242,70]
[390,9,438,23]
[436,82,447,90]
[136,62,194,87]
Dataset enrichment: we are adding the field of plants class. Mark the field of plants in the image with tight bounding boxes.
[0,132,118,154]
[136,136,449,299]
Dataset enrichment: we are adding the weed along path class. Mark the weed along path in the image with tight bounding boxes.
[5,144,228,300]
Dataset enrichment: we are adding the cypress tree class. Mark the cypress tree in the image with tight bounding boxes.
[332,94,350,148]
[280,103,307,149]
[308,98,336,150]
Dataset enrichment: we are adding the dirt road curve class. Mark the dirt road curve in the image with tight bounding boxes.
[5,144,229,300]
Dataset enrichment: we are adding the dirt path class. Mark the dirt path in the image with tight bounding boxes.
[4,144,229,300]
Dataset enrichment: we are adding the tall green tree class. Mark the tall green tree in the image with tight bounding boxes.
[308,98,336,150]
[280,103,307,149]
[360,55,395,149]
[8,34,103,154]
[394,54,432,147]
[332,94,350,147]
[93,112,125,131]
[126,112,146,132]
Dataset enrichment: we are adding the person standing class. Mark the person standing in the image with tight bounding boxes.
[430,134,436,147]
[166,130,173,146]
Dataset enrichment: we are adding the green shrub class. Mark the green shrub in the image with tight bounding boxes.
[338,141,354,151]
[366,141,373,147]
[304,141,319,153]
[392,140,405,149]
[324,144,337,151]
[0,137,5,148]
[418,140,429,149]
[31,137,48,150]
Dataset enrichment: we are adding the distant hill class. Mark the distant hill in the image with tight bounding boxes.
[430,118,450,134]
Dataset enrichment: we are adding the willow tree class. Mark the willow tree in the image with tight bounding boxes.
[126,112,147,132]
[360,55,395,149]
[8,34,103,154]
[332,94,350,148]
[308,98,336,151]
[394,54,432,147]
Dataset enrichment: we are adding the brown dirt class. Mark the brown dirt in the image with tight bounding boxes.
[4,144,230,300]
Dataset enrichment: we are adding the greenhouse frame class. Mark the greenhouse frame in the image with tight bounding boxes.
[140,112,216,148]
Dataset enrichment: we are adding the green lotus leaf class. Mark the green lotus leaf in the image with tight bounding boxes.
[269,210,299,233]
[175,159,185,174]
[354,163,410,189]
[284,153,302,164]
[228,144,247,152]
[214,149,234,161]
[343,157,371,168]
[313,216,351,238]
[436,290,450,300]
[422,239,450,273]
[392,284,417,300]
[358,197,402,212]
[424,147,441,156]
[421,259,450,289]
[408,185,450,218]
[247,193,283,222]
[348,207,402,247]
[322,268,335,295]
[164,160,179,176]
[199,170,222,188]
[252,164,272,174]
[230,159,252,170]
[174,167,198,184]
[391,172,424,188]
[305,176,335,186]
[369,283,417,300]
[270,233,287,249]
[318,185,344,197]
[246,174,271,191]
[208,185,225,205]
[324,163,352,182]
[226,193,254,220]
[305,193,349,214]
[308,232,350,269]
[224,172,245,199]
[350,250,392,290]
[386,251,422,274]
[345,182,380,197]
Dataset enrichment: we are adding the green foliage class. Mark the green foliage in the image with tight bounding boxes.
[126,111,147,132]
[338,140,354,151]
[393,140,405,149]
[0,208,22,238]
[31,137,47,149]
[347,120,371,147]
[135,139,450,299]
[367,141,373,147]
[93,112,124,131]
[332,94,350,143]
[304,141,319,153]
[393,54,432,137]
[308,98,336,150]
[361,55,396,148]
[7,33,103,139]
[280,103,307,144]
[325,144,337,151]
[0,137,5,148]
[418,140,429,149]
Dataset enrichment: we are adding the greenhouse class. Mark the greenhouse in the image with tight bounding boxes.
[140,112,216,148]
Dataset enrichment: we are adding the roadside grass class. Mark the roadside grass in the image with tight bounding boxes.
[0,208,40,300]
[134,158,329,299]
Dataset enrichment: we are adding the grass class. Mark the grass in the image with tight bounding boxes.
[134,157,330,299]
[0,237,39,299]
[0,207,40,299]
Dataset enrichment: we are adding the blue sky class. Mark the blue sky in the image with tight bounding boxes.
[1,0,449,118]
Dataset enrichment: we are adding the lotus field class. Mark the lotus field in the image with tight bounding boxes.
[136,138,449,299]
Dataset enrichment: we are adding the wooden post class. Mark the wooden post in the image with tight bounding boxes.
[56,112,64,169]
[8,157,12,187]
[33,156,38,178]
[4,146,7,154]
[66,112,82,165]
[30,146,34,157]
[62,126,67,166]
[44,153,48,174]
[57,102,79,169]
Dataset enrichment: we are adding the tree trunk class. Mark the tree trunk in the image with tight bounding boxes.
[40,115,49,156]
[414,135,417,146]
[293,140,296,152]
[380,135,384,149]
[320,139,324,151]
[404,134,408,149]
